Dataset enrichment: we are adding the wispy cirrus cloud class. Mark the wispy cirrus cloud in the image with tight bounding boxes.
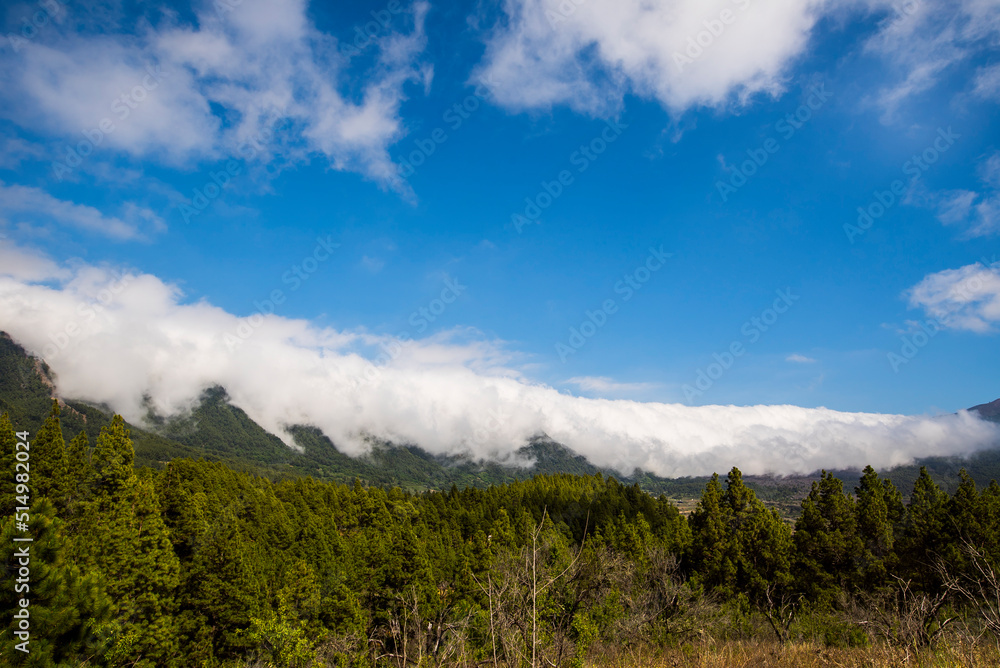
[564,376,659,395]
[0,181,165,240]
[864,0,1000,121]
[786,353,817,363]
[931,151,1000,238]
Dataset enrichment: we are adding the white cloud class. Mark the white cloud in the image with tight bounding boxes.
[0,247,996,478]
[932,151,1000,237]
[0,181,165,240]
[0,134,46,170]
[0,0,430,188]
[564,376,659,395]
[973,62,1000,100]
[786,353,817,363]
[473,0,835,116]
[907,261,1000,333]
[472,0,1000,120]
[0,241,70,282]
[865,0,1000,120]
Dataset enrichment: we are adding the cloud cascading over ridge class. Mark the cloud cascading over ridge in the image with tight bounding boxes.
[1,244,996,478]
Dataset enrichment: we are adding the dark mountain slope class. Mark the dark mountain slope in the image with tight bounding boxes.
[971,398,1000,422]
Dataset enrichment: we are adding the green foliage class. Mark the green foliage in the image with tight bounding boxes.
[2,338,1000,665]
[91,415,135,496]
[793,470,864,606]
[0,412,16,518]
[690,468,793,606]
[897,467,950,589]
[32,401,69,508]
[72,426,181,667]
[0,498,113,666]
[854,465,903,589]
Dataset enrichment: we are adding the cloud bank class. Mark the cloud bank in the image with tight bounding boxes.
[1,245,997,478]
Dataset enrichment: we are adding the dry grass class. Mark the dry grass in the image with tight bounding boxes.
[588,640,1000,668]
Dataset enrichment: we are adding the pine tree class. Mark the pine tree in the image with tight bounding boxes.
[92,414,134,496]
[181,507,264,661]
[0,498,113,665]
[688,473,734,592]
[72,416,180,666]
[897,466,948,589]
[725,468,792,607]
[982,480,1000,563]
[32,400,69,509]
[65,430,93,506]
[0,413,17,518]
[690,468,792,606]
[854,465,901,589]
[943,470,984,577]
[793,471,862,605]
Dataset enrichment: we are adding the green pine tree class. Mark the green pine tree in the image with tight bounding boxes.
[897,466,949,589]
[92,415,134,496]
[32,401,69,509]
[688,473,734,592]
[793,471,862,605]
[854,465,901,589]
[72,416,180,667]
[0,497,113,666]
[0,413,17,518]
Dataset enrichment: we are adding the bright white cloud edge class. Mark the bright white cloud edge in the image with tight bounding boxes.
[907,261,1000,333]
[0,245,997,478]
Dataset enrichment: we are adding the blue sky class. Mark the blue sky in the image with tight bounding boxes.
[0,0,999,475]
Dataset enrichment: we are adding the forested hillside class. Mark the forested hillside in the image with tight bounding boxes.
[3,404,1000,666]
[4,331,999,508]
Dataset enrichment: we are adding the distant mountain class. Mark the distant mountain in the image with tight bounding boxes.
[1,330,998,506]
[970,398,1000,422]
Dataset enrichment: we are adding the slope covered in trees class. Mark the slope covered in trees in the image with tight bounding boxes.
[3,406,1000,666]
[3,331,999,505]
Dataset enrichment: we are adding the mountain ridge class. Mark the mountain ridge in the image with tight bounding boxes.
[971,398,1000,421]
[1,330,997,502]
